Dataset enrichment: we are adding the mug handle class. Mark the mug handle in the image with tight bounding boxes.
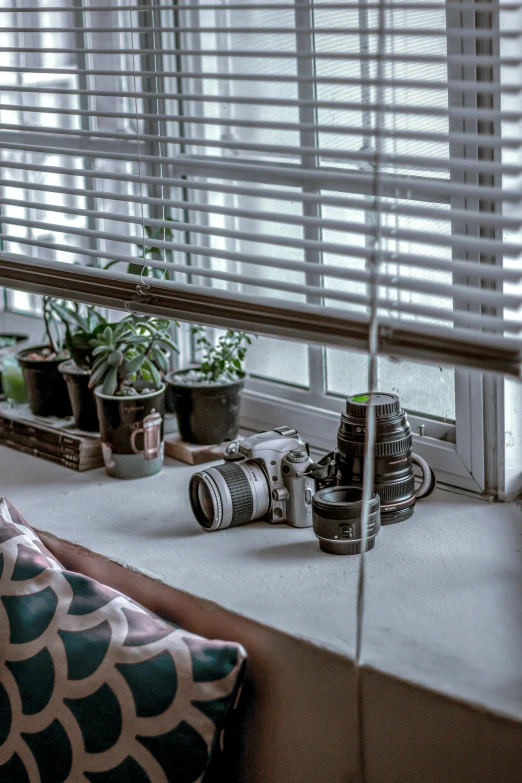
[130,427,144,455]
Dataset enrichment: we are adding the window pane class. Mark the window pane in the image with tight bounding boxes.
[246,336,309,388]
[326,349,455,420]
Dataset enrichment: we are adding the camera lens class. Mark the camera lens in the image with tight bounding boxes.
[312,486,380,555]
[197,481,215,522]
[189,459,270,532]
[336,393,415,524]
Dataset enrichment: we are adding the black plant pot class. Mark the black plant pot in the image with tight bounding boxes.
[16,346,72,418]
[95,384,165,479]
[58,360,99,432]
[166,369,244,445]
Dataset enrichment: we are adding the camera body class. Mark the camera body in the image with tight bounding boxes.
[225,426,316,527]
[189,426,315,532]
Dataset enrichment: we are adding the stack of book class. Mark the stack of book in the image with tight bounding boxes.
[0,401,103,471]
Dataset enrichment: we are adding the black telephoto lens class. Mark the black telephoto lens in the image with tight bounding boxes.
[336,393,415,524]
[312,486,380,555]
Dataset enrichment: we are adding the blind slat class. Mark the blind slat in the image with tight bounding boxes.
[0,68,519,93]
[2,154,520,205]
[1,3,521,11]
[1,131,520,177]
[2,46,520,67]
[2,205,520,261]
[3,119,516,151]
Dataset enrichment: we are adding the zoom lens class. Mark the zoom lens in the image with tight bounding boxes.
[312,486,380,555]
[336,393,415,524]
[189,459,270,532]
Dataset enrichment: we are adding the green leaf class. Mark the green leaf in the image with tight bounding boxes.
[49,302,89,331]
[102,365,118,396]
[142,358,161,388]
[89,360,109,388]
[128,263,146,276]
[92,345,110,356]
[112,321,128,341]
[90,353,107,375]
[103,326,112,343]
[125,354,146,375]
[157,336,178,353]
[152,346,169,373]
[108,350,123,366]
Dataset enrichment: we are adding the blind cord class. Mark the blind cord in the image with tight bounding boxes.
[355,2,388,780]
[126,0,152,314]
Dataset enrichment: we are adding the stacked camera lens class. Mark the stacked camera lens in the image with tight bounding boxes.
[312,486,380,555]
[336,393,415,524]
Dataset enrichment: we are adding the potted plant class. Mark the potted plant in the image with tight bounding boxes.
[89,316,177,479]
[104,213,179,413]
[166,326,253,445]
[16,297,72,417]
[50,302,108,432]
[0,334,29,404]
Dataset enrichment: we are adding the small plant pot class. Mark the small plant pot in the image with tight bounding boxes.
[0,333,29,352]
[16,346,72,417]
[95,384,165,479]
[58,360,99,432]
[0,334,29,401]
[166,369,244,445]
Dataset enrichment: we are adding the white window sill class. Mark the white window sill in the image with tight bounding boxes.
[1,444,521,725]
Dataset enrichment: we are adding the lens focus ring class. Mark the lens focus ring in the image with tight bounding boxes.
[337,434,412,457]
[214,463,254,527]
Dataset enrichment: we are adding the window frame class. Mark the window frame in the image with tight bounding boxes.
[0,0,505,496]
[179,0,495,495]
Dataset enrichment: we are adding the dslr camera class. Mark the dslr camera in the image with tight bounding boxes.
[189,426,316,532]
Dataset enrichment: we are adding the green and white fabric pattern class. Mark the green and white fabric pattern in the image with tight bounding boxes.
[0,498,246,782]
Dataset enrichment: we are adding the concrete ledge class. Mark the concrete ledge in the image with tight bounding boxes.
[37,529,361,783]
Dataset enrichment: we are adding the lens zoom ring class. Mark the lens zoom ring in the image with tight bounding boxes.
[338,435,412,457]
[214,463,254,526]
[376,475,415,502]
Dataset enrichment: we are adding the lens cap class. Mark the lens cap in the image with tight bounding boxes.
[346,392,400,419]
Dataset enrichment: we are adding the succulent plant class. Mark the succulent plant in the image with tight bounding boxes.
[40,296,69,358]
[88,316,178,397]
[192,326,253,383]
[48,301,108,370]
[0,336,17,350]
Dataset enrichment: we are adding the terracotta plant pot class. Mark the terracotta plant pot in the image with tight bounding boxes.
[166,369,244,445]
[16,346,72,418]
[58,360,99,432]
[95,384,165,479]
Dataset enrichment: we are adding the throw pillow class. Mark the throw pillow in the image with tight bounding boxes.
[0,498,246,782]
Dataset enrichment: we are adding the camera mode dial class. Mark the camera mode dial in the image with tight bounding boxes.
[286,450,309,463]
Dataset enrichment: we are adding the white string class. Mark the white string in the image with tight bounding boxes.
[126,0,151,314]
[355,2,387,780]
[152,0,168,283]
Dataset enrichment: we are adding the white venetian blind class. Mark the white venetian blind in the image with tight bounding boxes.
[0,1,521,375]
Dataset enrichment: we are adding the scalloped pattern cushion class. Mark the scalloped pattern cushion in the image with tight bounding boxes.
[0,498,246,782]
